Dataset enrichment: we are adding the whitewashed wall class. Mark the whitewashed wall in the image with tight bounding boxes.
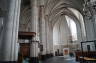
[53,16,71,53]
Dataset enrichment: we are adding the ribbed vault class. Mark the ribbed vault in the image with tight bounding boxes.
[44,0,84,15]
[44,0,84,26]
[44,0,86,43]
[19,0,84,31]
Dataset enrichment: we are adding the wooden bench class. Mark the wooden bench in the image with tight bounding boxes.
[75,51,96,62]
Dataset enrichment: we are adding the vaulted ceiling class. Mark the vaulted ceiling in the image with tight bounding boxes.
[44,0,84,15]
[19,0,84,31]
[44,0,84,26]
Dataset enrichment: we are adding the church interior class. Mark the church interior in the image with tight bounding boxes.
[0,0,96,63]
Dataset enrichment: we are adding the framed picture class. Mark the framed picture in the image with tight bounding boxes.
[63,48,69,58]
[81,41,96,51]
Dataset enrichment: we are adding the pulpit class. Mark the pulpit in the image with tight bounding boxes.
[17,31,36,63]
[75,40,96,63]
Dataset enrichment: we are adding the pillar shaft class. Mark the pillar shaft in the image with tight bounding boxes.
[0,0,21,61]
[0,17,4,54]
[31,42,39,57]
[30,0,39,58]
[48,22,53,54]
[31,0,39,34]
[39,6,47,55]
[45,17,50,54]
[45,17,53,55]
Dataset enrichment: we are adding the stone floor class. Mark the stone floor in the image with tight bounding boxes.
[42,56,79,63]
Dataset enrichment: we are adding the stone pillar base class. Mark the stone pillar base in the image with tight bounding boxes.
[30,57,39,63]
[0,61,17,63]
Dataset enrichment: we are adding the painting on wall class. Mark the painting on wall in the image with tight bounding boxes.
[63,48,69,58]
[81,41,96,51]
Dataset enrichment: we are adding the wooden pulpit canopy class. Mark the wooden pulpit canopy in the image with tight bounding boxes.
[18,31,36,39]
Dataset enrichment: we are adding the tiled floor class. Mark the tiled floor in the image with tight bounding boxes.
[42,56,79,63]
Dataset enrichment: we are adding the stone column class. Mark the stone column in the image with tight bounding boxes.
[39,5,47,60]
[45,18,53,58]
[45,17,52,56]
[76,22,82,49]
[0,17,4,54]
[30,42,39,63]
[46,21,50,57]
[0,0,21,62]
[93,15,96,39]
[48,22,53,57]
[30,0,39,62]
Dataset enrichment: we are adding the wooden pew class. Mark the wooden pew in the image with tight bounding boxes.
[75,51,96,62]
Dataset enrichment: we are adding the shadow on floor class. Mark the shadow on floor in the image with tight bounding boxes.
[42,56,79,63]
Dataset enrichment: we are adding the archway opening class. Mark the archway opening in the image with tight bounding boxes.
[52,7,86,57]
[53,15,79,56]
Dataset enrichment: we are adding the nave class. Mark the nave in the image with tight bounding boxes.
[1,0,96,63]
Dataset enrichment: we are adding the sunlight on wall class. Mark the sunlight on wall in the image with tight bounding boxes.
[53,8,85,54]
[53,15,78,46]
[68,8,86,40]
[65,15,77,41]
[53,16,70,45]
